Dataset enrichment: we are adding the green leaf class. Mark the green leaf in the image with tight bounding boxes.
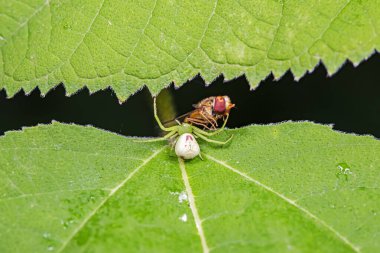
[1,122,379,252]
[1,0,379,99]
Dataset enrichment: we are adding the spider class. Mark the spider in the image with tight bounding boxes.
[139,98,233,160]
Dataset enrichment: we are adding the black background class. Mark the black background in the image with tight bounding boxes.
[1,52,379,138]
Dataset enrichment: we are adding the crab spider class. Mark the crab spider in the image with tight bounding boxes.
[139,98,233,159]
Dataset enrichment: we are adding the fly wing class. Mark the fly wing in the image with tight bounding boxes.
[192,96,215,109]
[162,111,191,125]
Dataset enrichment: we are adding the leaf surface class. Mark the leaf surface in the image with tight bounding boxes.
[0,122,379,252]
[1,0,379,98]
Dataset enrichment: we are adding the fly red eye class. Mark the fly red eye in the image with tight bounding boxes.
[213,97,226,113]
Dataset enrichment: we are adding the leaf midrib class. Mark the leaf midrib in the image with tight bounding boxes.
[179,157,210,253]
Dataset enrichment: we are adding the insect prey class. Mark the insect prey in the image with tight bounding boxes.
[183,96,235,130]
[136,97,233,160]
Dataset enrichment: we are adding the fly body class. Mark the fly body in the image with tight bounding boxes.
[184,96,235,130]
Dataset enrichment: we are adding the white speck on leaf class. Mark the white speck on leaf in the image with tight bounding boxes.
[178,192,188,203]
[169,191,188,203]
[179,214,187,222]
[337,165,352,175]
[42,232,51,239]
[344,168,352,175]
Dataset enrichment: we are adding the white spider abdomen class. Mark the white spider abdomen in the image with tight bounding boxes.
[175,133,200,160]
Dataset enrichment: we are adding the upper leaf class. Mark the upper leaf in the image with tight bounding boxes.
[0,122,379,252]
[1,0,379,99]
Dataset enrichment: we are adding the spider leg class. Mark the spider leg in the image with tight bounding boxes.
[187,108,217,129]
[185,117,212,130]
[193,113,230,136]
[153,97,177,132]
[170,134,179,150]
[134,131,177,142]
[195,132,233,145]
[208,113,219,127]
[199,110,218,129]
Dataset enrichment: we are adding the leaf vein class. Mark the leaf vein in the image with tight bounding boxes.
[25,0,106,82]
[0,188,108,202]
[3,0,50,43]
[56,147,165,253]
[123,0,158,68]
[266,0,284,59]
[172,0,218,72]
[307,0,352,55]
[205,154,361,253]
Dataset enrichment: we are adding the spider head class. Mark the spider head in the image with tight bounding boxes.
[177,123,193,135]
